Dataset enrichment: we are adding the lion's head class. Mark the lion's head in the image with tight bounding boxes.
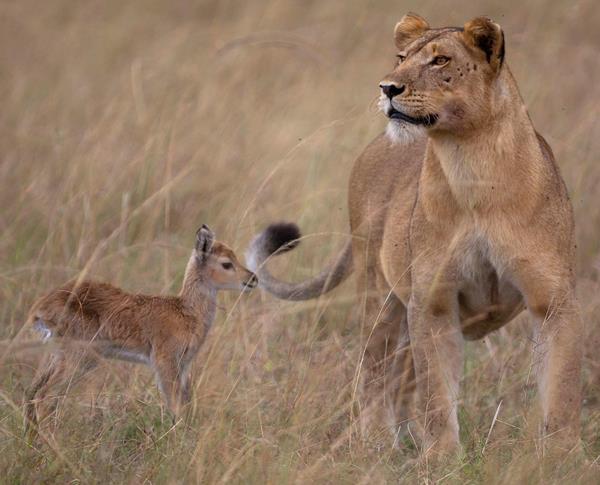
[379,14,506,141]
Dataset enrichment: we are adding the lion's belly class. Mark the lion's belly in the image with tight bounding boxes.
[456,237,524,340]
[381,223,524,339]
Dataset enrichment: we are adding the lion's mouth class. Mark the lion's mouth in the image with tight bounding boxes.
[387,107,438,127]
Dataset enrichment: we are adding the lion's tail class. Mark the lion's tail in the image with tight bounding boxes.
[245,222,353,301]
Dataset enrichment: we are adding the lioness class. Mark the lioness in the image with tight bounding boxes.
[247,14,581,457]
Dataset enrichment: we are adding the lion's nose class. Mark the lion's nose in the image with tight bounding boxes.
[380,82,405,99]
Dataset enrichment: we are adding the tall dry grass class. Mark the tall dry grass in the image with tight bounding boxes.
[1,0,599,482]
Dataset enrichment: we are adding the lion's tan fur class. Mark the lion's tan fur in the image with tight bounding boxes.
[248,14,582,457]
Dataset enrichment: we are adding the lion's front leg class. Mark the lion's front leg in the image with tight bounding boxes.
[533,296,582,453]
[408,259,463,458]
[510,257,582,454]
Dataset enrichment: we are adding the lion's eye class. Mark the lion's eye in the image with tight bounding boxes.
[432,55,450,66]
[221,262,234,270]
[396,53,406,63]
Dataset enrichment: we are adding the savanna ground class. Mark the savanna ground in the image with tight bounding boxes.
[1,0,599,482]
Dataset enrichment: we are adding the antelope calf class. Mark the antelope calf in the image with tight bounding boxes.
[24,225,256,434]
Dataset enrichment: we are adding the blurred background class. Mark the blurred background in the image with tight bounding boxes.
[1,0,599,482]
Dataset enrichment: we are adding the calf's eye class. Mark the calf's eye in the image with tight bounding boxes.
[221,262,234,270]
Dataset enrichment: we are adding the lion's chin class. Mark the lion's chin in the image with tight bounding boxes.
[385,120,426,145]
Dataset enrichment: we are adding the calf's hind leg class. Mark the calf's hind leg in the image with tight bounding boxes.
[25,350,98,437]
[24,353,63,436]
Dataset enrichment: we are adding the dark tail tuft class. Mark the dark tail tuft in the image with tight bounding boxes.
[263,222,301,255]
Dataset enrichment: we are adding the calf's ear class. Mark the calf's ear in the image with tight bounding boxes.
[196,224,215,258]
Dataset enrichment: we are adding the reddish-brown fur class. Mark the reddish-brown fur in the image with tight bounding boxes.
[24,225,256,436]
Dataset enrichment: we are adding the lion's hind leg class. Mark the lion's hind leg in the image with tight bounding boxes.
[358,282,416,446]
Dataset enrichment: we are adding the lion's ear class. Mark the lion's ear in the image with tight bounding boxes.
[462,17,505,73]
[394,13,429,50]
